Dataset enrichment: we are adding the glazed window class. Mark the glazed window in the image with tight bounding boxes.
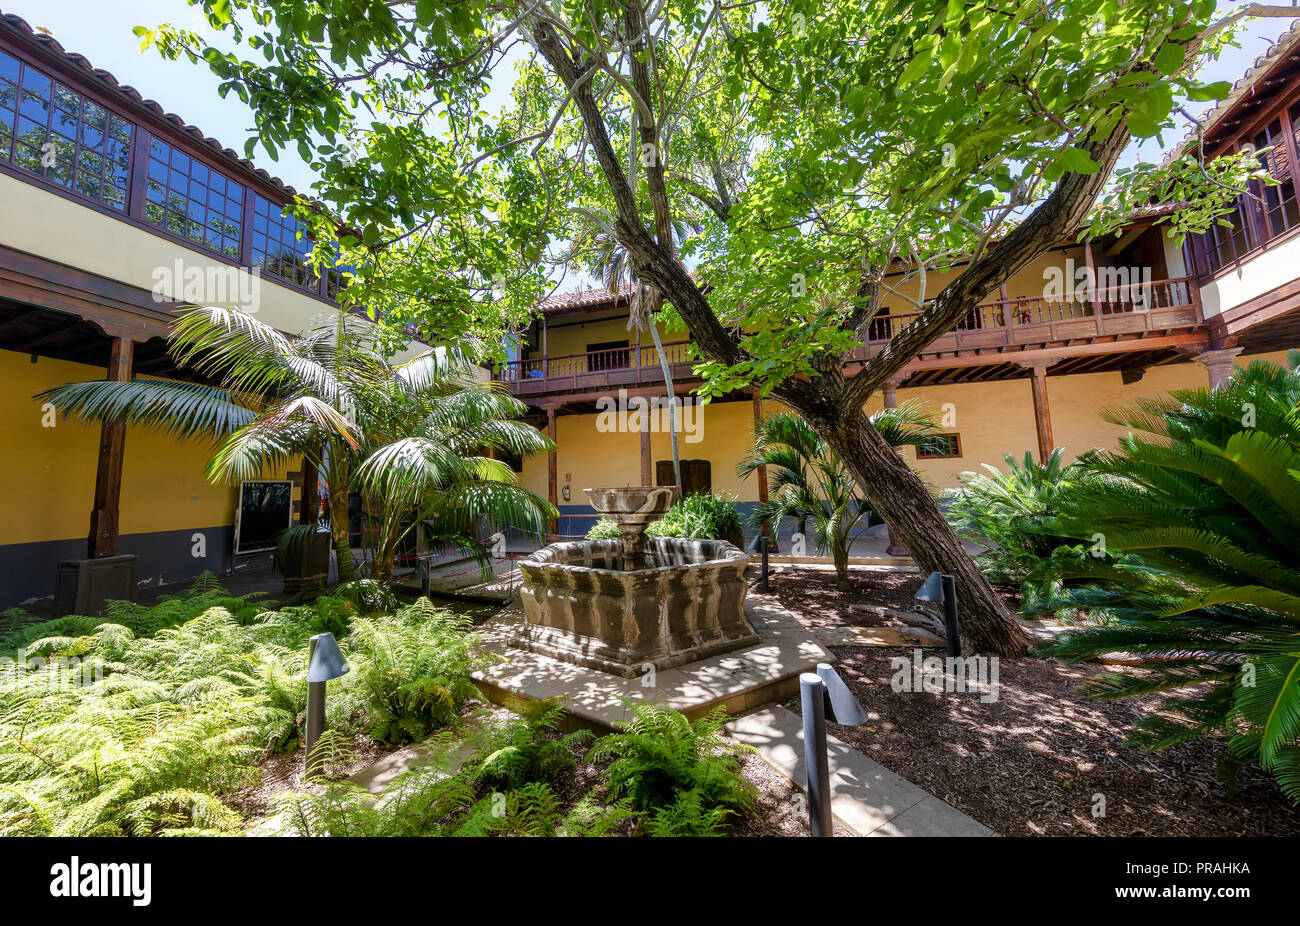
[0,49,132,210]
[143,136,243,258]
[916,433,962,459]
[252,194,318,290]
[1252,117,1299,239]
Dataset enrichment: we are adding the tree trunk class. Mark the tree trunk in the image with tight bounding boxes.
[829,521,850,591]
[647,316,682,490]
[326,456,355,584]
[823,411,1027,656]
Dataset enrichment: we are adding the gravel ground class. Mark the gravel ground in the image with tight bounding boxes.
[769,569,1300,837]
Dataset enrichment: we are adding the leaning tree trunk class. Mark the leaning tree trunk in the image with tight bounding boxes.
[823,412,1027,656]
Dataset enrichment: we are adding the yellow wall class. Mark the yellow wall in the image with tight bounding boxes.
[1,348,291,546]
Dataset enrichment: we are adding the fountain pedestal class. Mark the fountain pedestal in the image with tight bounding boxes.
[515,487,758,677]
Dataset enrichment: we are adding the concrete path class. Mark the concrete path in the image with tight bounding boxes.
[726,706,996,837]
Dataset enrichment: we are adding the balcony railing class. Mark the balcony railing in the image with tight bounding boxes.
[502,276,1201,397]
[499,341,695,396]
[862,276,1200,348]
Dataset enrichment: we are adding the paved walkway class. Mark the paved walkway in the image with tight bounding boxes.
[727,706,996,837]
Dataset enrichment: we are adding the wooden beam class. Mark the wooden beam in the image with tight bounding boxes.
[88,338,133,558]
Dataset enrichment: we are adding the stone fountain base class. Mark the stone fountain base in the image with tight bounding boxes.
[473,594,833,731]
[516,537,759,678]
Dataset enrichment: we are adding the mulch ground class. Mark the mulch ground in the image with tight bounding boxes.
[770,568,1300,837]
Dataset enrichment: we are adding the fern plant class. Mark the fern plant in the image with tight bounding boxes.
[340,599,492,744]
[1033,351,1300,803]
[469,699,593,791]
[587,704,756,835]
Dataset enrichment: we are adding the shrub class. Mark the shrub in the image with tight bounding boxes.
[586,518,622,540]
[1034,351,1300,803]
[945,449,1096,607]
[646,491,745,548]
[587,704,756,835]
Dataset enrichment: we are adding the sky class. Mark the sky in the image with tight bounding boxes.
[3,1,1293,195]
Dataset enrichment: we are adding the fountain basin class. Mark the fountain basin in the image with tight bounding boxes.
[516,536,758,677]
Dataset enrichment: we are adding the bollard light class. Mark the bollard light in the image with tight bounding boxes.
[915,570,962,657]
[800,662,867,837]
[304,632,350,778]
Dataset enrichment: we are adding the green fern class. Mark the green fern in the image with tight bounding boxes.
[587,704,756,833]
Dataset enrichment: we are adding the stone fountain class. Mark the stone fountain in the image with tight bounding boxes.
[515,486,758,677]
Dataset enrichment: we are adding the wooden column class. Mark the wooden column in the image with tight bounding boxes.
[88,337,133,558]
[1083,241,1096,314]
[1193,347,1244,390]
[1022,362,1056,463]
[546,406,558,534]
[640,418,652,486]
[540,316,549,378]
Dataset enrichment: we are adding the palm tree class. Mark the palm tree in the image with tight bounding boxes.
[1036,351,1300,803]
[738,404,941,589]
[353,352,555,581]
[39,306,553,586]
[576,223,694,490]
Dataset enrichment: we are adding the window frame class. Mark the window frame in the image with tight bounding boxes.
[916,433,962,460]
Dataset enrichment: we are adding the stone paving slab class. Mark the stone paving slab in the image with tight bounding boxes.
[726,706,996,837]
[472,596,833,730]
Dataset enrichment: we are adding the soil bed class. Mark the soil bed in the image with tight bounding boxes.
[770,568,1300,837]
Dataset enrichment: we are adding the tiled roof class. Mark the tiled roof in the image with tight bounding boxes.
[0,10,302,202]
[537,283,635,314]
[1162,19,1300,167]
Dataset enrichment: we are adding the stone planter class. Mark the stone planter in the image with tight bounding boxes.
[517,536,758,677]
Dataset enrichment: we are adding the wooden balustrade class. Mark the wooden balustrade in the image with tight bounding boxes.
[501,276,1202,396]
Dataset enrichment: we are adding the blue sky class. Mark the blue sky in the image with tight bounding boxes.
[4,0,1293,194]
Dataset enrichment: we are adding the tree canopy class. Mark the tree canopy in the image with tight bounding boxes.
[139,0,1267,384]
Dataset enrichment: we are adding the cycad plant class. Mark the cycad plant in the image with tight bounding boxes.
[1035,351,1300,802]
[947,448,1097,607]
[39,306,553,584]
[738,405,941,589]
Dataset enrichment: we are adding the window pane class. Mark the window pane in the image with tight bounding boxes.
[140,134,245,255]
[0,51,19,85]
[0,58,135,208]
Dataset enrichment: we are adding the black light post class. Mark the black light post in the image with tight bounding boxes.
[760,535,771,591]
[915,571,961,657]
[800,662,868,837]
[304,632,350,778]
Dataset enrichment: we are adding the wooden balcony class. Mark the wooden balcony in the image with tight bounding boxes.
[860,276,1201,351]
[502,276,1204,401]
[500,340,696,399]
